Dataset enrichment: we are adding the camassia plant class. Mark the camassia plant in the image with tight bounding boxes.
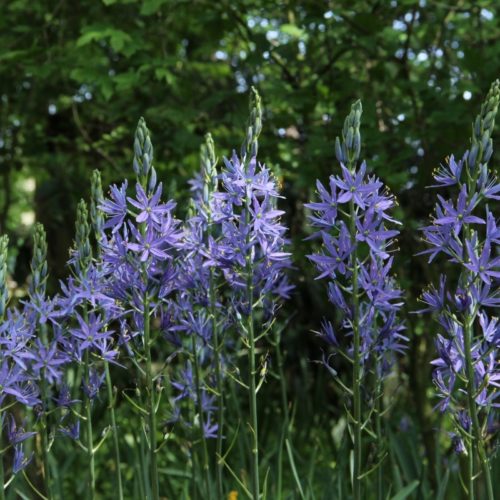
[419,79,500,500]
[0,87,499,500]
[169,88,292,499]
[306,101,406,500]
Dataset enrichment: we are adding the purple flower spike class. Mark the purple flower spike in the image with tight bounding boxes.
[420,80,500,476]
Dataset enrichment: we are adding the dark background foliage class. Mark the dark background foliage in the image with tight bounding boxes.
[1,0,499,496]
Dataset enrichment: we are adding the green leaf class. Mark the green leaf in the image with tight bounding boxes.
[285,439,306,500]
[390,480,419,500]
[76,30,103,47]
[100,79,114,101]
[108,29,132,52]
[113,71,141,91]
[0,49,29,62]
[154,67,174,84]
[280,23,305,39]
[140,0,168,15]
[76,27,132,53]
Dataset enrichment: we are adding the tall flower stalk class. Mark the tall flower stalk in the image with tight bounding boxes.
[0,234,40,496]
[180,133,220,497]
[205,88,293,498]
[29,224,55,500]
[420,80,500,500]
[100,118,181,500]
[135,119,159,500]
[201,134,225,497]
[74,199,96,499]
[243,88,262,500]
[90,169,123,500]
[306,101,405,500]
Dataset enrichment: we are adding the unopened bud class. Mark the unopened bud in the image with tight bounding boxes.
[483,139,493,163]
[468,144,479,169]
[242,87,263,160]
[335,137,344,163]
[148,167,157,193]
[133,117,155,189]
[346,127,354,149]
[337,100,363,167]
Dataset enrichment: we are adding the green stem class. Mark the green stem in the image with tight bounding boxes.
[478,446,494,500]
[210,268,224,498]
[138,431,150,500]
[463,317,494,500]
[244,162,259,499]
[247,286,259,500]
[191,438,199,499]
[191,335,211,498]
[475,444,495,500]
[40,378,53,500]
[143,296,159,500]
[104,362,123,500]
[349,196,362,500]
[375,377,383,500]
[84,350,95,500]
[463,316,476,500]
[466,440,474,500]
[462,161,494,500]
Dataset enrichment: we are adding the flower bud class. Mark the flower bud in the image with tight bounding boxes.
[90,170,105,245]
[148,167,157,193]
[0,235,9,318]
[469,79,500,170]
[468,143,479,169]
[242,87,263,161]
[335,137,344,163]
[74,199,92,276]
[346,126,354,149]
[336,100,362,167]
[483,139,493,163]
[134,117,155,189]
[29,223,48,302]
[477,163,488,190]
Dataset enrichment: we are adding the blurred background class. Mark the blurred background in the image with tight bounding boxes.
[1,0,499,495]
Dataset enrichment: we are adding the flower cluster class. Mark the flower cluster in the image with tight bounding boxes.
[98,117,183,499]
[100,121,182,329]
[306,100,406,500]
[420,80,500,464]
[0,102,293,499]
[207,153,293,316]
[167,134,222,444]
[307,101,406,376]
[0,235,38,474]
